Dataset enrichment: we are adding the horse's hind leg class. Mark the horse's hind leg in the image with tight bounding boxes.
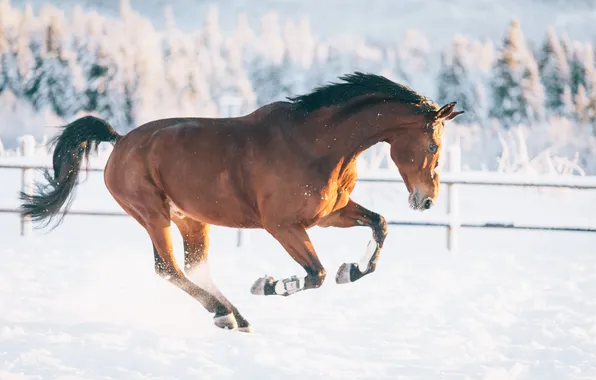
[172,216,251,332]
[147,221,241,329]
[316,199,388,284]
[113,188,245,331]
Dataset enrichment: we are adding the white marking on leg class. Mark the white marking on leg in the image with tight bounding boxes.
[358,240,378,273]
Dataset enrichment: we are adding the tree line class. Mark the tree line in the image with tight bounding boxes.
[0,2,595,136]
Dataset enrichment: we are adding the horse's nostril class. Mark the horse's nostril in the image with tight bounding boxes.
[423,198,433,210]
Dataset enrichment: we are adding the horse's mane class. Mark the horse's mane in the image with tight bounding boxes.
[286,72,439,114]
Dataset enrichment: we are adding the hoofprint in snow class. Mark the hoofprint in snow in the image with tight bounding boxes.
[1,177,596,379]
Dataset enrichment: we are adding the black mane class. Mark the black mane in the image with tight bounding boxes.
[286,72,438,113]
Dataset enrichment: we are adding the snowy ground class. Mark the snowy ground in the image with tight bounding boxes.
[1,165,596,379]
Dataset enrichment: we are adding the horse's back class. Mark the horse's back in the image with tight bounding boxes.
[103,106,295,227]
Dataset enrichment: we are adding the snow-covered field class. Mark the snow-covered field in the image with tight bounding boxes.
[1,161,596,379]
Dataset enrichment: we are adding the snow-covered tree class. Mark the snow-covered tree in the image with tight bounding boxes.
[399,29,431,77]
[436,36,485,123]
[0,11,8,94]
[574,84,590,124]
[248,53,290,106]
[25,13,80,118]
[537,27,571,116]
[569,43,594,99]
[180,65,218,117]
[489,19,545,127]
[0,2,36,98]
[560,84,575,119]
[521,55,546,123]
[283,16,315,70]
[257,11,285,65]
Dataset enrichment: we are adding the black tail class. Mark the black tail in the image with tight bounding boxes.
[19,115,121,230]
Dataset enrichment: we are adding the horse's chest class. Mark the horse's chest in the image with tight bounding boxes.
[314,169,358,215]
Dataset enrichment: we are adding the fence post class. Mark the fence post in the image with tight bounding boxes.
[236,229,251,249]
[237,229,242,247]
[446,143,461,252]
[19,136,35,237]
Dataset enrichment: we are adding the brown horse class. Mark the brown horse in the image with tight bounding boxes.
[20,72,463,332]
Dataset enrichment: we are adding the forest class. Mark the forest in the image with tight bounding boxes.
[0,1,595,173]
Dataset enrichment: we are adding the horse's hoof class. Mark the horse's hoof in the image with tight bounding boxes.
[250,275,274,295]
[213,313,238,330]
[236,325,254,333]
[335,263,353,284]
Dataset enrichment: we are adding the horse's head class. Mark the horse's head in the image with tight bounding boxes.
[386,102,464,211]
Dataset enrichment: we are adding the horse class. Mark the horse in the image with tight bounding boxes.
[19,72,464,333]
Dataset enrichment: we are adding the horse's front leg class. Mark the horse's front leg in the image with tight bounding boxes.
[317,199,388,284]
[251,224,327,297]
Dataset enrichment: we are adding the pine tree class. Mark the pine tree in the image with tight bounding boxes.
[248,54,286,106]
[0,14,8,94]
[14,4,35,97]
[521,55,545,123]
[121,72,137,130]
[257,11,285,65]
[80,44,109,114]
[569,43,594,96]
[560,84,575,119]
[118,51,142,129]
[220,38,257,112]
[1,3,36,98]
[537,27,571,116]
[575,84,590,125]
[183,65,219,116]
[25,14,80,118]
[95,53,127,129]
[489,19,545,127]
[436,37,482,123]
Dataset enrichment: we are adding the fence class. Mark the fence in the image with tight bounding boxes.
[2,142,596,252]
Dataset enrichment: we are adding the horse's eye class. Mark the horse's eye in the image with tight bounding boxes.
[429,142,438,153]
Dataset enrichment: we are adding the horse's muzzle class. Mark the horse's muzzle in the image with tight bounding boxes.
[409,191,434,211]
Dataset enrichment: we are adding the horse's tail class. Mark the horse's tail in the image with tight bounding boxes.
[19,115,121,230]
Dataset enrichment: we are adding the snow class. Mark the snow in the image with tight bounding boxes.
[1,160,596,379]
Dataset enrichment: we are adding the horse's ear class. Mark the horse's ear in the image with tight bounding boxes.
[445,110,465,120]
[435,102,457,120]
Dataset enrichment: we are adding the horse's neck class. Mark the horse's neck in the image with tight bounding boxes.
[306,107,391,163]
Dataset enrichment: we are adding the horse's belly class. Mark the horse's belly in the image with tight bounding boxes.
[168,198,261,228]
[165,183,261,228]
